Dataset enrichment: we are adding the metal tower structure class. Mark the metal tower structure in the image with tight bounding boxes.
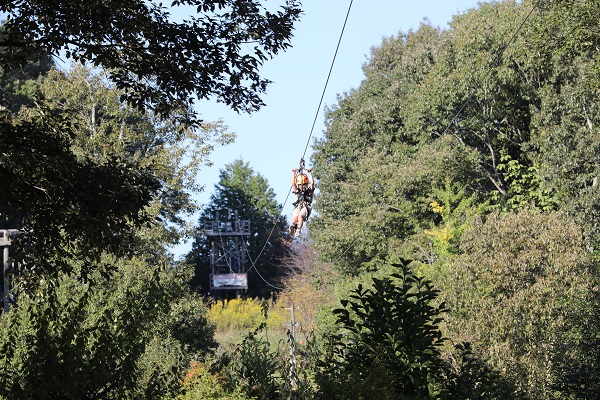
[203,210,250,294]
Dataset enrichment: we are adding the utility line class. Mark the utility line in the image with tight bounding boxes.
[301,0,354,160]
[245,0,354,289]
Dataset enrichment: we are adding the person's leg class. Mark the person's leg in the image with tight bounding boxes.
[294,207,307,237]
[296,215,304,228]
[294,215,304,237]
[290,207,300,235]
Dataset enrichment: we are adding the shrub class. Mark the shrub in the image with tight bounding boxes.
[207,297,286,338]
[315,259,519,400]
[207,297,265,331]
[178,361,250,400]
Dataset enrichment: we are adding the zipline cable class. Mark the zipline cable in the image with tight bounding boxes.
[244,242,285,291]
[244,0,354,287]
[301,0,354,160]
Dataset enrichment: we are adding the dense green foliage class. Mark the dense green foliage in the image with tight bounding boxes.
[311,0,600,271]
[310,0,600,398]
[177,261,519,400]
[320,260,449,398]
[0,61,224,398]
[4,0,600,398]
[0,62,229,275]
[316,260,517,400]
[444,208,600,398]
[0,1,302,398]
[0,257,216,399]
[188,159,290,296]
[1,0,302,124]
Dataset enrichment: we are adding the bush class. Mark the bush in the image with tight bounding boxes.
[178,361,250,400]
[447,208,600,399]
[315,259,519,400]
[207,297,286,345]
[0,257,217,399]
[208,297,270,331]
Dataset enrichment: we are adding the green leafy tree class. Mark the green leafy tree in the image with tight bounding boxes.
[445,208,600,399]
[316,259,516,400]
[0,63,229,274]
[0,256,217,399]
[188,159,289,297]
[1,0,302,273]
[1,0,302,124]
[309,1,600,399]
[36,64,232,247]
[1,102,158,270]
[311,22,482,274]
[310,28,420,274]
[0,52,224,400]
[311,0,600,263]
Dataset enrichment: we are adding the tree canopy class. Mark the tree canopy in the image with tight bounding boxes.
[309,0,600,397]
[5,0,600,398]
[0,62,231,274]
[1,0,303,275]
[311,0,600,272]
[1,0,302,125]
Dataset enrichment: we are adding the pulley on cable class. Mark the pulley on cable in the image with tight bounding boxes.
[289,158,315,238]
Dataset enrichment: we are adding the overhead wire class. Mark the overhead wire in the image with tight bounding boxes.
[247,0,542,287]
[301,0,354,160]
[243,241,285,291]
[244,0,354,288]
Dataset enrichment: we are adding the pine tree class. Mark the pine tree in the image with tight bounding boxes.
[188,159,289,297]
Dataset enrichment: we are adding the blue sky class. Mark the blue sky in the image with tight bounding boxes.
[172,0,483,257]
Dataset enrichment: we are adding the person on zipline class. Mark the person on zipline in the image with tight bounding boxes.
[289,167,314,237]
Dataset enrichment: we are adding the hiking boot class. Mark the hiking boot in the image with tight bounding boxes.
[294,227,301,237]
[288,224,297,236]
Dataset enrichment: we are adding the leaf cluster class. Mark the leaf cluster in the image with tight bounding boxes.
[444,208,600,398]
[316,259,516,400]
[311,0,600,270]
[0,257,217,399]
[1,0,302,125]
[1,105,159,271]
